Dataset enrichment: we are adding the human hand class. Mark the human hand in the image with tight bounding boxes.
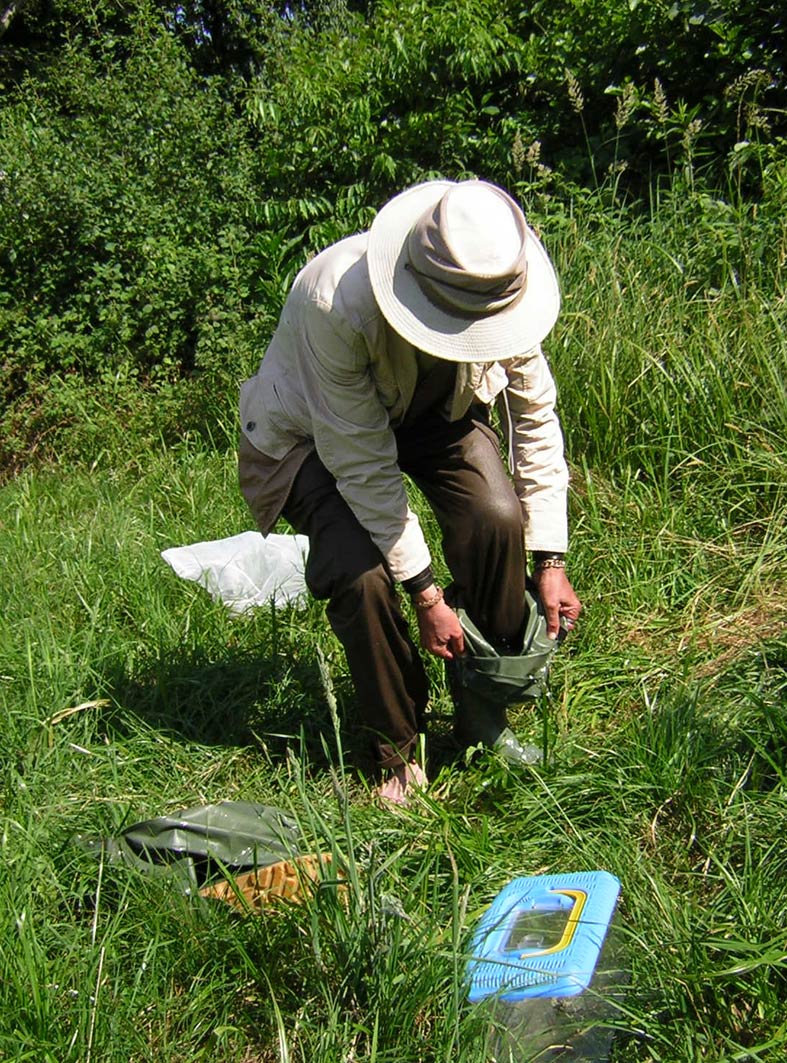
[414,597,465,660]
[531,567,582,640]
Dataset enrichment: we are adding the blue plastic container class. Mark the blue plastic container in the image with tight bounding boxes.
[466,871,624,1060]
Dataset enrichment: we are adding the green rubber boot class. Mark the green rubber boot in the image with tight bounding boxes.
[446,587,560,767]
[450,674,543,766]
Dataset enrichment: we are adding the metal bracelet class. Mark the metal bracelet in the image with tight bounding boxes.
[413,586,444,610]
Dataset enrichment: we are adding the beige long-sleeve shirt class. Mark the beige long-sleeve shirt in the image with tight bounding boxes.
[240,233,569,583]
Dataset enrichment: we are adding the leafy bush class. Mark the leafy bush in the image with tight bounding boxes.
[0,0,785,475]
[0,19,289,470]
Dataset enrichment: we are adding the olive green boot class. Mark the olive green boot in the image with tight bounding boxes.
[446,587,560,766]
[449,672,543,766]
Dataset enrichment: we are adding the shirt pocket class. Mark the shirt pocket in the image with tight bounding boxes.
[240,370,308,460]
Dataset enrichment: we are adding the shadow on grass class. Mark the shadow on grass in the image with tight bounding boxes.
[102,645,375,777]
[100,645,477,789]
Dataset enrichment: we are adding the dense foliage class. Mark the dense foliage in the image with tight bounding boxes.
[1,0,785,474]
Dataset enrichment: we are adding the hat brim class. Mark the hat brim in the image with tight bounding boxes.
[367,181,561,363]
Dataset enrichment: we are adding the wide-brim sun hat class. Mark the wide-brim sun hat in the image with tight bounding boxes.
[367,179,560,363]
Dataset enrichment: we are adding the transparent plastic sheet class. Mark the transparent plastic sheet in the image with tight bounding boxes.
[482,922,630,1062]
[161,531,309,614]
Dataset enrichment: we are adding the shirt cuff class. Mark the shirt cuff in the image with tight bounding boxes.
[401,565,435,595]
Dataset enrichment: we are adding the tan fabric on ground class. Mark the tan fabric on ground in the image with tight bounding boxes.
[199,853,340,913]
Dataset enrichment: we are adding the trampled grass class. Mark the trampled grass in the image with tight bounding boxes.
[1,201,786,1061]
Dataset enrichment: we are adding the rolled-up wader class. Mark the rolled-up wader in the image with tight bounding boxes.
[76,801,341,912]
[446,586,562,763]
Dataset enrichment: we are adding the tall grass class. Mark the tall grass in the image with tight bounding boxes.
[1,190,786,1061]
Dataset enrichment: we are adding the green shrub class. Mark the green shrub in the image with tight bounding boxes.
[0,21,281,408]
[1,0,785,476]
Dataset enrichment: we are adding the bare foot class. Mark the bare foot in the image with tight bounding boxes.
[376,761,428,806]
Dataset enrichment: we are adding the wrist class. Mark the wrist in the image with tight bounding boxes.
[412,584,444,611]
[532,551,566,573]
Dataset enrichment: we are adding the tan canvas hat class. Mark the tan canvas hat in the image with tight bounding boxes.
[367,179,560,363]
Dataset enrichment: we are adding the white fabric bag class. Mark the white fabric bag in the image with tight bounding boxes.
[161,532,309,615]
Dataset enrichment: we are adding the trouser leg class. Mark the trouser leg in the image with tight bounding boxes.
[399,410,535,759]
[398,409,527,643]
[242,409,526,769]
[282,451,429,769]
